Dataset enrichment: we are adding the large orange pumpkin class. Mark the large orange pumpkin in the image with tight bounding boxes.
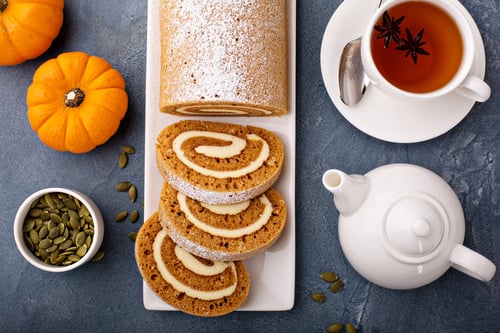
[27,51,128,153]
[0,0,64,66]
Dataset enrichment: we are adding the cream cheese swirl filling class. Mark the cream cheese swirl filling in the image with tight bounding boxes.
[177,192,273,238]
[172,130,270,178]
[153,229,237,300]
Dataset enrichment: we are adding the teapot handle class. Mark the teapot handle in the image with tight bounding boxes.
[449,244,496,282]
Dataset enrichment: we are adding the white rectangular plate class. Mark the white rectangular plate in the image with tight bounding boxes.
[143,0,296,311]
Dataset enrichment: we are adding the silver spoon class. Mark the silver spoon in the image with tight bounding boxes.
[338,37,366,105]
[338,0,384,106]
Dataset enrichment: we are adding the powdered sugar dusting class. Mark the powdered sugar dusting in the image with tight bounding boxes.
[159,0,288,115]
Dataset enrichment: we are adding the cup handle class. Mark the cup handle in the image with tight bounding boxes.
[449,243,496,282]
[456,75,491,102]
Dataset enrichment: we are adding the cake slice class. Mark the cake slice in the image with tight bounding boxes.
[135,212,250,316]
[156,120,284,204]
[158,182,287,261]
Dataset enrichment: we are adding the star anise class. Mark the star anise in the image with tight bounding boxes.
[374,11,405,48]
[396,28,430,64]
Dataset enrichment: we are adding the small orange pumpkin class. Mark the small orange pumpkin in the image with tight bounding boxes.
[0,0,64,66]
[27,51,128,153]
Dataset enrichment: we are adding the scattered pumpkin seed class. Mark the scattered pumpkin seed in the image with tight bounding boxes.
[115,211,128,222]
[118,151,128,169]
[320,271,339,283]
[128,185,137,203]
[129,210,139,223]
[326,323,343,333]
[122,145,135,154]
[311,293,327,303]
[92,249,105,262]
[345,323,356,333]
[21,192,95,267]
[329,280,345,293]
[128,231,137,241]
[116,181,132,192]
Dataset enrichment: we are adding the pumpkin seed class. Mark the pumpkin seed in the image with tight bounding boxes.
[22,192,95,267]
[116,181,132,192]
[47,220,57,231]
[68,210,79,219]
[329,280,345,293]
[44,193,56,209]
[80,204,90,217]
[92,249,105,262]
[122,145,135,154]
[23,219,35,233]
[68,254,81,262]
[46,244,59,253]
[76,244,88,257]
[55,255,67,265]
[63,198,77,211]
[40,211,50,221]
[53,236,67,245]
[345,323,356,333]
[38,238,53,249]
[59,239,73,250]
[128,231,137,241]
[29,208,42,217]
[69,217,80,230]
[128,185,137,203]
[311,293,326,303]
[75,231,87,247]
[327,323,343,333]
[47,227,60,239]
[50,213,62,224]
[118,151,128,169]
[129,210,139,223]
[24,235,35,251]
[115,211,128,222]
[320,271,339,283]
[29,229,39,245]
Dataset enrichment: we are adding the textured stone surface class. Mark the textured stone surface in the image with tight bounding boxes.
[0,0,498,332]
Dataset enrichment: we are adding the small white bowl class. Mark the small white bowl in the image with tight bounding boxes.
[14,188,104,272]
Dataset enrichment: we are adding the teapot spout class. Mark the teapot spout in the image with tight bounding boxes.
[322,169,369,216]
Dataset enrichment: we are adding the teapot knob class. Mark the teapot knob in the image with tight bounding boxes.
[411,219,432,238]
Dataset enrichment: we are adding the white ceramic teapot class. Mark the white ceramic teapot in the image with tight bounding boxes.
[322,163,496,289]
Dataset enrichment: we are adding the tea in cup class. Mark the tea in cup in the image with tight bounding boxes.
[361,0,490,102]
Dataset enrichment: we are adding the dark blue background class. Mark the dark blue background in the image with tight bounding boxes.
[1,1,498,332]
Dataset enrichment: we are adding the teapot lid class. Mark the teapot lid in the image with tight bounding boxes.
[383,194,448,260]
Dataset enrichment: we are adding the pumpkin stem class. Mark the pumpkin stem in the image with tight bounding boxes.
[0,0,7,12]
[65,88,85,107]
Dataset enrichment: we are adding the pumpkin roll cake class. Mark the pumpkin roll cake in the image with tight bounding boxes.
[135,212,250,317]
[159,0,288,116]
[156,120,284,205]
[158,182,287,261]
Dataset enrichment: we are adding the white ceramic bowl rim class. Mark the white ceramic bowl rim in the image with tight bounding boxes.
[14,187,104,273]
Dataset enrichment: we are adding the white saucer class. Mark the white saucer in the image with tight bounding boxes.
[320,0,486,143]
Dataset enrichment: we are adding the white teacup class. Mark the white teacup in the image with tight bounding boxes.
[361,0,490,102]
